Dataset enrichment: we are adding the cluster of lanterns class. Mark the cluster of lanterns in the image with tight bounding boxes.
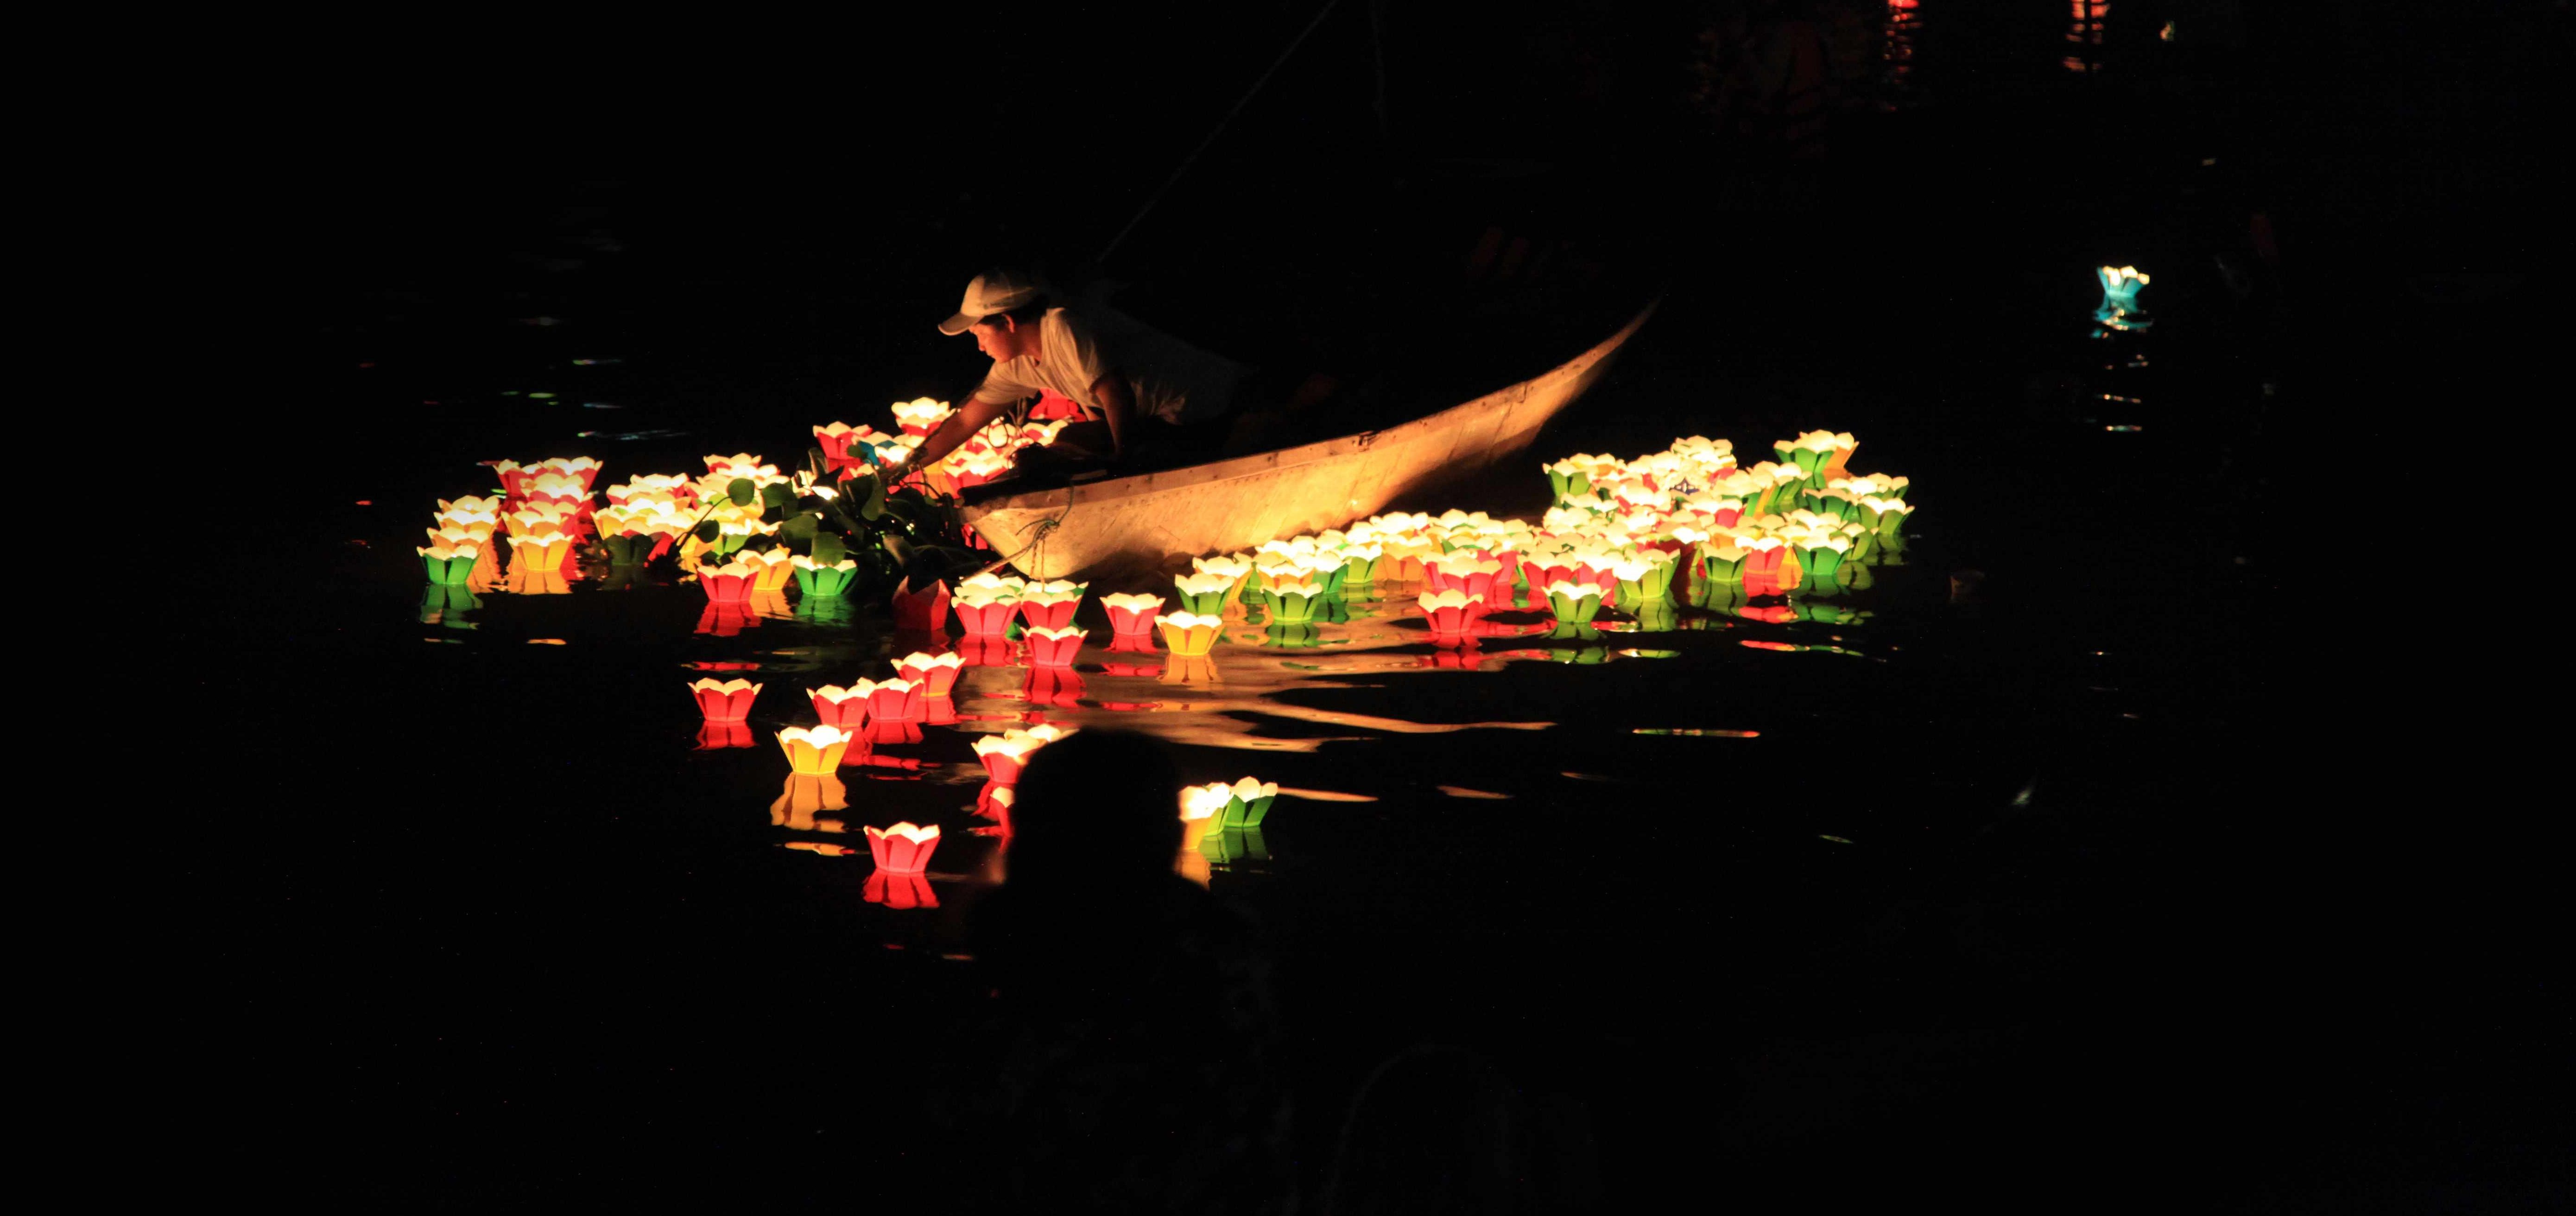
[426,413,1917,907]
[812,397,1074,500]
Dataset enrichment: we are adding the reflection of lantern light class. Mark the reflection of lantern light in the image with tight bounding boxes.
[694,603,755,636]
[1101,592,1165,640]
[972,724,1070,784]
[956,635,1017,668]
[791,555,859,596]
[1417,589,1484,634]
[697,557,759,604]
[1024,665,1085,706]
[891,577,949,633]
[777,725,855,774]
[771,774,850,827]
[864,870,938,909]
[695,720,755,749]
[690,678,762,722]
[418,543,482,585]
[1159,611,1223,656]
[1545,581,1605,623]
[1025,625,1088,667]
[1160,653,1222,685]
[865,821,942,874]
[894,651,963,697]
[808,685,871,731]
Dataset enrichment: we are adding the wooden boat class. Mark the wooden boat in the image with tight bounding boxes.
[960,299,1659,580]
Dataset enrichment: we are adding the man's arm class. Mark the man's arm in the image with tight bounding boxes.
[1090,373,1135,461]
[903,394,1013,477]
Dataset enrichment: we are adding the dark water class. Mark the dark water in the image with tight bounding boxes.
[182,18,2565,1207]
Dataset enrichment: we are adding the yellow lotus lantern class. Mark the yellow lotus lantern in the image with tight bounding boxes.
[704,453,774,478]
[1159,610,1224,656]
[605,473,693,506]
[742,547,797,592]
[530,456,602,490]
[508,524,573,573]
[889,397,954,436]
[1178,783,1230,852]
[777,725,856,775]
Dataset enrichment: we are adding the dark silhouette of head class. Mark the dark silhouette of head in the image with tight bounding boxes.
[1004,729,1183,888]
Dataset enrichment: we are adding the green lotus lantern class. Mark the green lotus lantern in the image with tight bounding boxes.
[1338,543,1385,587]
[418,543,481,586]
[1792,535,1852,581]
[792,555,859,597]
[1265,580,1329,624]
[1610,554,1677,603]
[1173,571,1235,616]
[1545,581,1605,624]
[1190,777,1278,828]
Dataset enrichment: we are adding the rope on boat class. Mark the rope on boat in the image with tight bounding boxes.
[974,505,1071,581]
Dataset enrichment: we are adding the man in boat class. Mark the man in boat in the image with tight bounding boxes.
[906,268,1315,487]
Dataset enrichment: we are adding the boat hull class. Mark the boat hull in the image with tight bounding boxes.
[962,301,1658,580]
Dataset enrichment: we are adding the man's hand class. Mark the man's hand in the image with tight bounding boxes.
[908,395,1013,473]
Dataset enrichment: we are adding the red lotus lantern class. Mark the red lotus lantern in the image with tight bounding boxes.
[894,651,963,698]
[847,677,924,724]
[1025,625,1087,667]
[1100,592,1165,641]
[891,577,950,632]
[864,821,942,875]
[698,558,758,605]
[808,685,871,731]
[1417,589,1485,635]
[973,724,1069,784]
[1014,581,1087,631]
[690,678,761,722]
[1424,556,1507,602]
[953,586,1018,636]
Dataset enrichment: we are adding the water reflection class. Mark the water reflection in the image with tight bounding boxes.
[770,773,849,831]
[695,604,758,637]
[863,870,938,909]
[506,568,573,595]
[1161,655,1222,686]
[418,585,481,628]
[1024,667,1085,707]
[695,720,754,750]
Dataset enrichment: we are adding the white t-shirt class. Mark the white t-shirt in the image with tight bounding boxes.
[970,305,1249,426]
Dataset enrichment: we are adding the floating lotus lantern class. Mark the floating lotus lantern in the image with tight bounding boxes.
[807,684,871,731]
[1208,776,1278,828]
[418,543,481,585]
[1542,455,1607,504]
[1791,533,1852,580]
[743,548,797,592]
[952,581,1019,636]
[1025,625,1088,666]
[605,473,693,507]
[2095,265,2152,329]
[1101,592,1165,643]
[778,725,855,774]
[791,555,859,596]
[1014,580,1087,631]
[1337,542,1386,587]
[704,453,775,478]
[1417,589,1485,634]
[1545,581,1605,623]
[437,495,504,523]
[894,651,963,697]
[813,423,880,474]
[509,527,573,574]
[500,503,578,538]
[889,397,954,436]
[846,676,924,723]
[1172,572,1235,617]
[972,724,1070,785]
[1265,580,1329,625]
[891,577,949,633]
[697,557,759,604]
[1191,554,1254,601]
[1178,784,1229,852]
[1772,431,1857,484]
[1609,553,1677,602]
[1160,611,1224,656]
[945,449,1014,492]
[690,677,762,721]
[1424,555,1507,602]
[865,821,942,874]
[1858,496,1914,540]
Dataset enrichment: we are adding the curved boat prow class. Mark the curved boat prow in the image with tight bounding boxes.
[962,298,1659,581]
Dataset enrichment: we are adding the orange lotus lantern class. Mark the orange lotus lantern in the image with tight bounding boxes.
[509,528,573,574]
[808,684,872,731]
[1101,592,1165,643]
[777,725,856,775]
[1158,611,1223,657]
[739,548,794,592]
[888,397,954,436]
[894,651,963,698]
[866,821,942,874]
[972,724,1070,784]
[891,577,950,633]
[697,557,759,604]
[1015,580,1088,631]
[1417,589,1485,634]
[1025,625,1088,667]
[690,677,762,722]
[1178,783,1230,852]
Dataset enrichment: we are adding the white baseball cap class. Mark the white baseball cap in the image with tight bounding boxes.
[937,269,1043,335]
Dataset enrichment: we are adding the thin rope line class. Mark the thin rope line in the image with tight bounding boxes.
[1097,0,1343,265]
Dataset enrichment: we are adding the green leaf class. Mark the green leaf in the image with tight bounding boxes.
[693,520,721,543]
[760,482,796,510]
[779,514,819,540]
[881,533,916,570]
[860,475,888,522]
[813,531,847,566]
[727,477,756,506]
